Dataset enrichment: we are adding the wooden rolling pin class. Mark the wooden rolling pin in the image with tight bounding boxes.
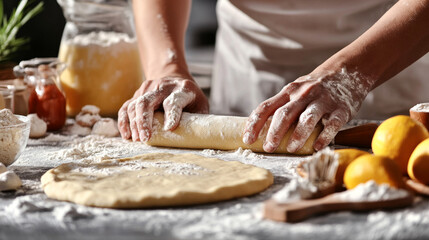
[263,192,413,223]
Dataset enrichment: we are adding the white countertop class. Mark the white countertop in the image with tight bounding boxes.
[1,133,428,240]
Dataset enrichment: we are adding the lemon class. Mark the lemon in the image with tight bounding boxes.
[372,115,429,174]
[334,149,370,186]
[408,138,429,184]
[343,154,404,189]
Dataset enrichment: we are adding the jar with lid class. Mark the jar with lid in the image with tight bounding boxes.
[14,58,67,131]
[57,0,143,117]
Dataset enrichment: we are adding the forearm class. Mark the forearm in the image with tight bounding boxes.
[132,0,192,80]
[318,0,429,88]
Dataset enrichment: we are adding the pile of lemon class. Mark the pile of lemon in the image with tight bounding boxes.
[337,115,429,190]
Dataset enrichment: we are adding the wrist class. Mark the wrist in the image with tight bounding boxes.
[145,62,193,80]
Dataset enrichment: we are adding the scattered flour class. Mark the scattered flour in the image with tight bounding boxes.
[68,160,208,177]
[46,135,150,163]
[336,180,409,202]
[231,147,265,160]
[272,178,317,203]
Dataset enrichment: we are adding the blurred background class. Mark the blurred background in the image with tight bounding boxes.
[1,0,218,67]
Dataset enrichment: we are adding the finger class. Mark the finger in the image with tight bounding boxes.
[243,95,289,145]
[135,91,165,142]
[286,103,324,153]
[163,90,195,131]
[127,100,139,141]
[263,100,306,152]
[118,100,132,139]
[313,110,348,151]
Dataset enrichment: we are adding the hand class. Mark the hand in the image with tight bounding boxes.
[118,76,209,141]
[242,68,374,153]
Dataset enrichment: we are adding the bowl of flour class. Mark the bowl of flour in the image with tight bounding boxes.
[0,109,30,166]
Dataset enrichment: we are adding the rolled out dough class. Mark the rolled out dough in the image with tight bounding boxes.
[41,153,273,208]
[147,112,322,155]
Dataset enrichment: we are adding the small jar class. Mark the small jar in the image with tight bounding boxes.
[28,65,66,131]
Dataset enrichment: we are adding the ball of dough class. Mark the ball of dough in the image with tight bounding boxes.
[0,170,22,191]
[92,118,119,137]
[66,123,92,136]
[81,105,100,115]
[28,114,47,138]
[76,105,101,127]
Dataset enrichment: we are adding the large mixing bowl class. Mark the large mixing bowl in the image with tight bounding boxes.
[0,115,30,166]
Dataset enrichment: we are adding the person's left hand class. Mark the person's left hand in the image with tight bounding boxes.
[242,68,374,153]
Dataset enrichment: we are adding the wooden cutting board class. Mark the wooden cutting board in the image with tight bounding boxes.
[263,192,414,223]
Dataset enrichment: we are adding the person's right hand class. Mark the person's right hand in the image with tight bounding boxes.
[118,75,209,142]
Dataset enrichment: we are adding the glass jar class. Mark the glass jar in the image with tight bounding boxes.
[14,58,67,131]
[57,0,143,117]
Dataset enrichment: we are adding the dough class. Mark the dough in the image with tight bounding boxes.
[28,114,47,138]
[92,118,119,137]
[0,171,22,191]
[41,153,273,208]
[76,105,101,127]
[147,112,322,155]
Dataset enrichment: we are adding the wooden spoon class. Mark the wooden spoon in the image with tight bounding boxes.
[263,192,414,223]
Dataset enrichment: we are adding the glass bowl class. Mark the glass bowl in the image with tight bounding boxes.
[0,115,30,166]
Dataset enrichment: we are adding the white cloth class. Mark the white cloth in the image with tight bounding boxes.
[211,0,429,120]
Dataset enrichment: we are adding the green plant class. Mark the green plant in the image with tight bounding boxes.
[0,0,43,63]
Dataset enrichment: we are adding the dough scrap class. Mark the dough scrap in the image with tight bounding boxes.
[147,112,322,155]
[28,114,47,138]
[92,118,119,137]
[0,171,22,191]
[41,153,273,208]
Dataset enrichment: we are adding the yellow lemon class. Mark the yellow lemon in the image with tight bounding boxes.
[334,149,370,185]
[372,115,429,174]
[344,154,404,189]
[408,138,429,185]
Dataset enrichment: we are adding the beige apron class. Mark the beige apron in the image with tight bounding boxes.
[211,0,429,120]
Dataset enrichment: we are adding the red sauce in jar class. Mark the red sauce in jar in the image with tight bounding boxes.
[28,81,66,131]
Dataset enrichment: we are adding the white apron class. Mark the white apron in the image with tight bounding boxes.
[211,0,429,120]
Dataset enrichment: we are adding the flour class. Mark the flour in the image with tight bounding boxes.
[153,118,184,140]
[46,135,151,163]
[68,160,208,177]
[0,109,27,166]
[272,178,317,203]
[336,180,409,202]
[166,48,177,64]
[243,112,261,144]
[231,147,265,160]
[302,148,338,188]
[0,109,22,127]
[411,103,429,113]
[64,31,136,48]
[163,90,195,130]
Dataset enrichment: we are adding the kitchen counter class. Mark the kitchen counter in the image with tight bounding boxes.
[1,133,428,240]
